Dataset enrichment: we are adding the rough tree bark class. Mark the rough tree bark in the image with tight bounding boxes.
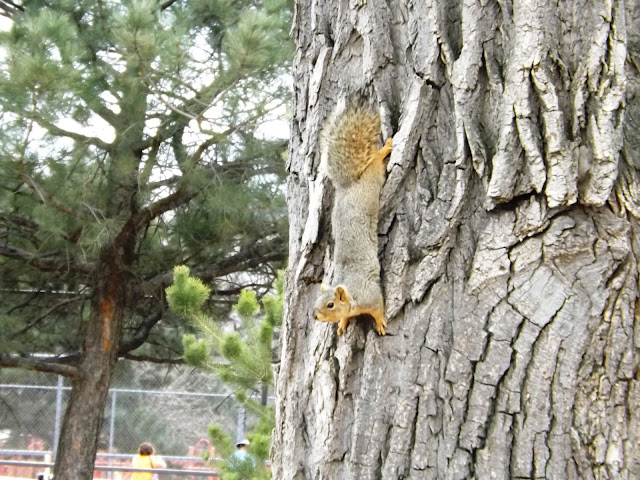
[274,0,639,479]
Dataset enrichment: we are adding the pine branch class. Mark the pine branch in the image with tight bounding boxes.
[82,96,120,128]
[139,236,287,294]
[146,174,180,191]
[134,147,284,230]
[17,170,91,221]
[135,74,241,152]
[10,297,84,338]
[0,245,93,274]
[15,116,92,221]
[159,0,180,11]
[0,212,40,230]
[191,135,224,164]
[59,19,122,129]
[0,213,85,246]
[140,91,284,162]
[25,114,113,151]
[131,183,195,229]
[0,0,22,19]
[0,354,79,378]
[138,138,162,188]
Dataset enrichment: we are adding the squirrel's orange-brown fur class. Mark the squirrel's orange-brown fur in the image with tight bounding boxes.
[313,103,392,336]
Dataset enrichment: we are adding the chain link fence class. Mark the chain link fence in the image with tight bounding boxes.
[0,362,265,479]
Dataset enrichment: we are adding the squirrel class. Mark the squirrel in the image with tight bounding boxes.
[313,102,392,336]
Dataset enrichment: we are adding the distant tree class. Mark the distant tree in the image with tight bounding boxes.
[166,264,282,479]
[0,0,292,478]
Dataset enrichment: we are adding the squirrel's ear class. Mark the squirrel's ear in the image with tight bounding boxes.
[334,286,349,302]
[320,284,329,292]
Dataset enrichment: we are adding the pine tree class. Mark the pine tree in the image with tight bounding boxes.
[166,264,283,479]
[0,1,292,478]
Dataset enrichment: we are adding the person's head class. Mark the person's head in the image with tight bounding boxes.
[138,443,155,456]
[236,439,250,450]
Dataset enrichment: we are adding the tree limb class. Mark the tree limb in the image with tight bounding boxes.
[17,171,91,221]
[131,183,195,229]
[159,0,180,11]
[118,311,164,353]
[0,0,22,19]
[120,353,184,364]
[0,245,93,274]
[0,354,79,377]
[26,114,113,152]
[0,212,39,230]
[134,73,240,153]
[146,175,180,191]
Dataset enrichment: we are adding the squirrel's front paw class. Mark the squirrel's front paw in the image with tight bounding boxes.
[336,318,349,335]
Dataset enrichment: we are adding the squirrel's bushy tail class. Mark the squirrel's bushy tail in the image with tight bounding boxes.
[323,103,383,188]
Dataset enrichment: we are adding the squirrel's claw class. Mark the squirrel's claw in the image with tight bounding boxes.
[374,315,387,336]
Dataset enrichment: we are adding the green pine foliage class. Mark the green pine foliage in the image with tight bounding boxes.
[207,424,234,458]
[235,289,259,318]
[166,265,212,316]
[166,265,282,390]
[166,265,284,479]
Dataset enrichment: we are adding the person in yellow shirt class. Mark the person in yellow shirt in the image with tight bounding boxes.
[131,442,167,480]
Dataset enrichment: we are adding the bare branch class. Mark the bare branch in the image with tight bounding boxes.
[134,73,241,152]
[131,183,195,229]
[120,353,184,364]
[119,311,163,353]
[0,0,22,18]
[146,174,180,191]
[26,115,113,152]
[191,134,223,164]
[0,354,79,378]
[0,245,93,274]
[159,0,180,12]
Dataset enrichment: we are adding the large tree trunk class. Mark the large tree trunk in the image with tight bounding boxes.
[274,1,640,479]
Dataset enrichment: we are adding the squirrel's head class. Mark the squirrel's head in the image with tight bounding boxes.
[313,285,351,323]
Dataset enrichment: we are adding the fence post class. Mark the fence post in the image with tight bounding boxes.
[108,390,117,454]
[107,390,117,480]
[52,376,63,460]
[236,407,245,443]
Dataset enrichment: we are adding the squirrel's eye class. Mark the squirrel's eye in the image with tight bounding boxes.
[327,302,334,309]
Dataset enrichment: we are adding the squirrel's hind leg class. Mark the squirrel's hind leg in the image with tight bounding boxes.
[374,138,393,164]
